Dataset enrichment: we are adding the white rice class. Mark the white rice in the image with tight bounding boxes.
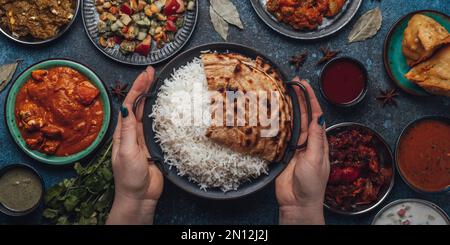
[150,58,268,192]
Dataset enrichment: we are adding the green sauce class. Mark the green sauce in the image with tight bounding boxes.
[0,167,43,212]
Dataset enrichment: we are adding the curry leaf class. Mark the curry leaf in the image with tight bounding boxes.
[348,7,382,43]
[44,184,65,204]
[80,202,95,218]
[56,216,70,225]
[210,6,229,40]
[0,60,22,92]
[74,162,84,175]
[63,195,80,212]
[42,208,59,219]
[210,0,243,29]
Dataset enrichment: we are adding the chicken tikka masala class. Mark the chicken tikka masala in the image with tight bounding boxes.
[15,67,104,156]
[266,0,347,30]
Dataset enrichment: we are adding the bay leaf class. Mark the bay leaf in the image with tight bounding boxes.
[210,0,244,29]
[0,60,21,92]
[348,7,382,43]
[210,5,229,40]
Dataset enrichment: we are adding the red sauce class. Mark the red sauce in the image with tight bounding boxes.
[398,120,450,192]
[15,67,104,156]
[321,59,366,105]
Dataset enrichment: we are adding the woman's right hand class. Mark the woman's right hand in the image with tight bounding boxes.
[107,67,164,225]
[276,78,330,225]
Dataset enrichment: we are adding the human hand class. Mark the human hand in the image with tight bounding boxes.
[276,78,330,225]
[107,67,164,225]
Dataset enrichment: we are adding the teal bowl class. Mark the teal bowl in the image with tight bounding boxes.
[383,10,450,96]
[5,59,112,165]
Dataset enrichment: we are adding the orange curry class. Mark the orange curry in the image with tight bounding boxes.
[266,0,347,30]
[15,67,104,156]
[398,120,450,192]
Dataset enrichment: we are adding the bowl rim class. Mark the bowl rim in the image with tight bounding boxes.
[324,122,395,215]
[4,58,112,165]
[319,56,368,107]
[0,0,81,45]
[249,0,363,40]
[141,42,303,200]
[371,198,450,225]
[0,163,45,217]
[81,0,199,66]
[394,115,450,194]
[382,9,450,96]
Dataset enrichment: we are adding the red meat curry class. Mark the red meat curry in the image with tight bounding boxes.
[15,67,104,156]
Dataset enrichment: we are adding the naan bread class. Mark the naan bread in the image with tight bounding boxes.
[402,14,450,66]
[201,53,293,162]
[405,45,450,97]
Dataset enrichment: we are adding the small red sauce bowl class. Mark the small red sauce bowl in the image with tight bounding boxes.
[319,57,368,107]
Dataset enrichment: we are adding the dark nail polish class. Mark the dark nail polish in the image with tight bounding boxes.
[121,106,129,118]
[318,115,325,126]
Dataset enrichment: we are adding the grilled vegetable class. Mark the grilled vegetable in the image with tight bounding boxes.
[95,0,193,56]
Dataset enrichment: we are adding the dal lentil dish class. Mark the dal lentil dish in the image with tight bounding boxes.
[0,0,75,40]
[0,167,43,212]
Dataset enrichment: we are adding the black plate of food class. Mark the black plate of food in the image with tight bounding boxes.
[0,0,80,44]
[133,42,312,200]
[250,0,362,40]
[325,123,395,215]
[82,0,198,66]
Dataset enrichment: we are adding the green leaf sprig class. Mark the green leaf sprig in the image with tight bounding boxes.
[43,139,114,225]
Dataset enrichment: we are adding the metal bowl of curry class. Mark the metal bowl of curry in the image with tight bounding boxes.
[395,116,450,194]
[5,59,112,165]
[0,0,80,45]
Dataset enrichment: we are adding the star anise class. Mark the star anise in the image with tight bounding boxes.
[290,52,308,71]
[377,88,399,107]
[110,81,129,101]
[317,47,341,65]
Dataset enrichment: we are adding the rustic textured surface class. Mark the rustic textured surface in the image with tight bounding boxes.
[0,0,448,225]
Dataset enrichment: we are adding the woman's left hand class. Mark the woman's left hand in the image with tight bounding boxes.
[107,66,164,225]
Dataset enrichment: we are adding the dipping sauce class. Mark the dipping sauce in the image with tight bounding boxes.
[0,167,43,212]
[15,67,104,156]
[397,119,450,192]
[320,58,367,105]
[373,200,449,225]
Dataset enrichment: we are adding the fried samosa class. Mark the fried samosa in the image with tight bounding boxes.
[402,14,450,66]
[405,45,450,97]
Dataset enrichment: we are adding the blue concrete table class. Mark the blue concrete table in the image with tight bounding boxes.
[0,0,448,225]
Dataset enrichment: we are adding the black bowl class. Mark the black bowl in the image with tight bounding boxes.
[319,57,368,107]
[0,0,80,45]
[249,0,363,40]
[138,42,312,200]
[395,116,450,194]
[0,164,45,217]
[324,123,395,215]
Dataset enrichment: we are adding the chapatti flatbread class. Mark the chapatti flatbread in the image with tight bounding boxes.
[201,53,293,162]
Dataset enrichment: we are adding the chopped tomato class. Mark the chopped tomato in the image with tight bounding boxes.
[165,20,177,32]
[164,0,180,15]
[114,36,122,44]
[120,3,133,15]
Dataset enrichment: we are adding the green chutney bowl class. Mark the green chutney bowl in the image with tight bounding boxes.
[383,10,450,96]
[5,59,112,165]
